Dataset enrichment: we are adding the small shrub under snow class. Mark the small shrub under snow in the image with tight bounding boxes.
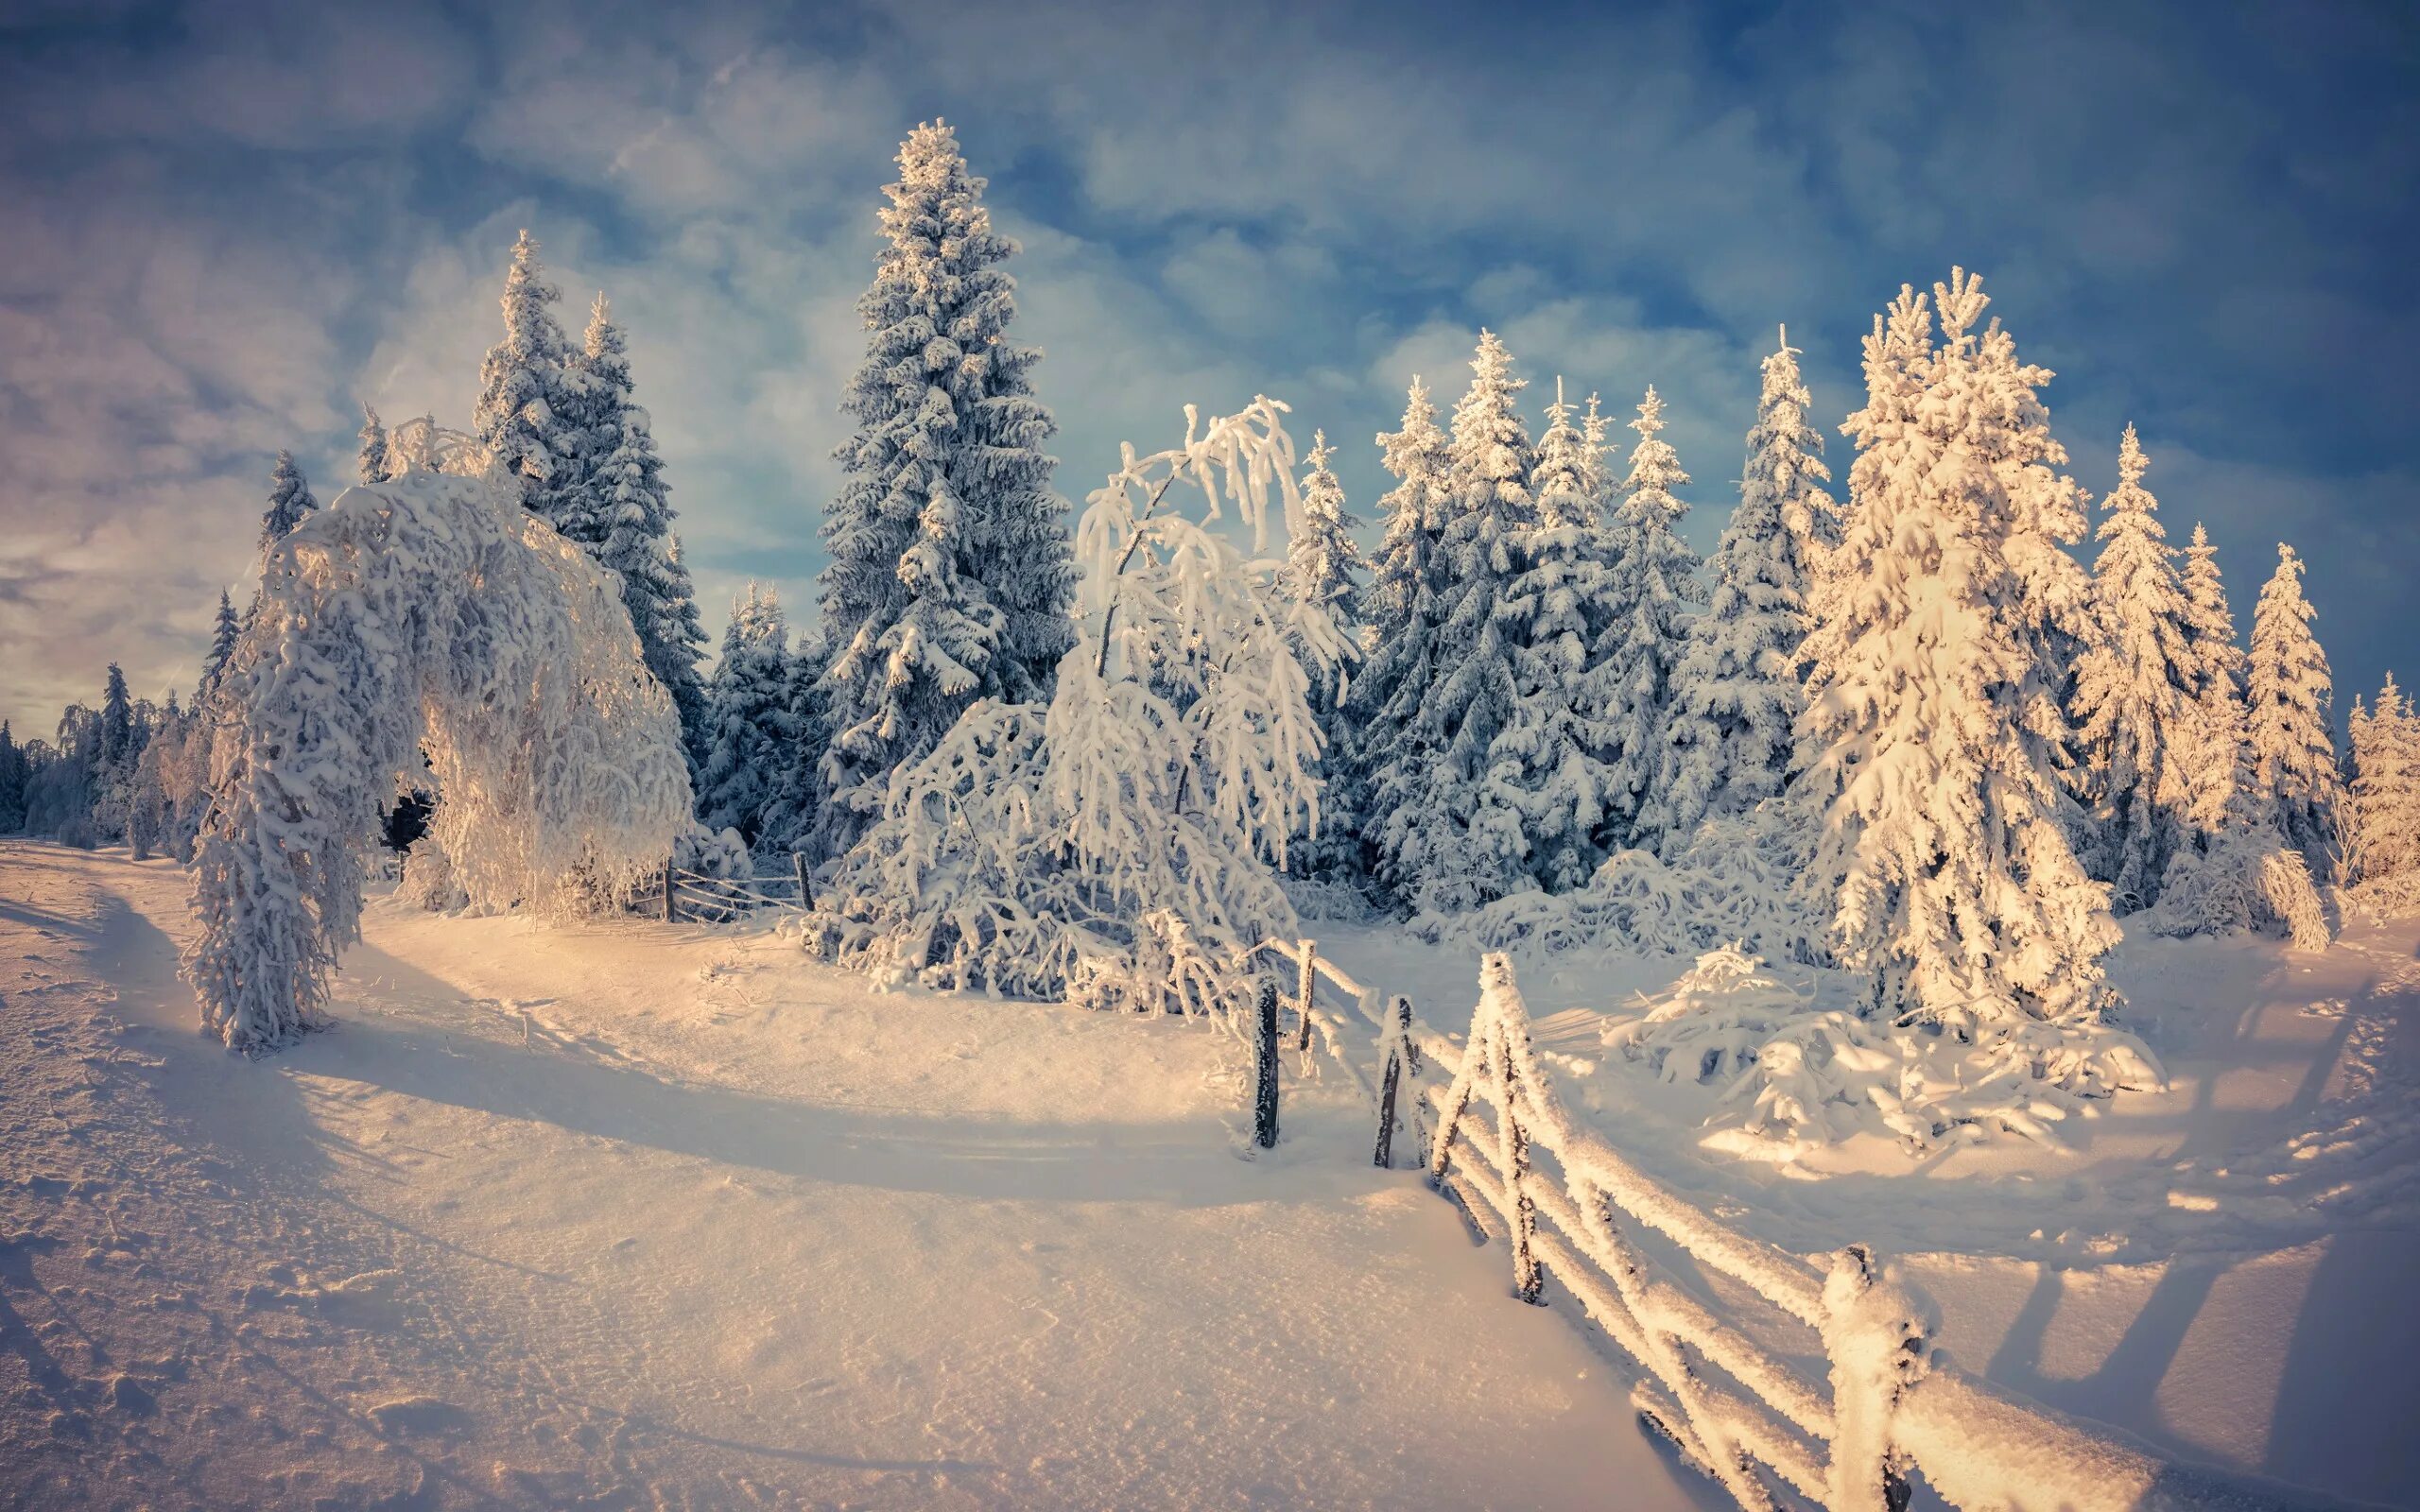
[1602,943,2163,1160]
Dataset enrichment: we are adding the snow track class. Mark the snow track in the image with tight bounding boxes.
[0,842,1704,1510]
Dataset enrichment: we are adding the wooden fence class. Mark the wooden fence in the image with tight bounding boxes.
[633,854,816,924]
[1241,940,2352,1512]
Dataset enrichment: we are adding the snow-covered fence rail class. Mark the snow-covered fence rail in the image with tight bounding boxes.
[1374,952,2352,1512]
[634,857,815,923]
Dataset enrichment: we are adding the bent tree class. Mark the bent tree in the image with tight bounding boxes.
[183,468,692,1053]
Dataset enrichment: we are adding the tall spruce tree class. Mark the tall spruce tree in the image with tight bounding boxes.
[1280,430,1366,700]
[815,120,1075,858]
[2069,425,2195,910]
[261,451,319,548]
[472,229,577,525]
[1487,378,1619,892]
[756,624,833,858]
[2246,542,2341,868]
[1797,273,2120,1042]
[1382,331,1535,912]
[357,404,389,484]
[1654,332,1828,848]
[2346,675,2420,888]
[565,293,710,764]
[695,584,795,843]
[1347,378,1455,894]
[2176,523,2248,840]
[1277,431,1366,879]
[199,590,241,698]
[1596,387,1702,853]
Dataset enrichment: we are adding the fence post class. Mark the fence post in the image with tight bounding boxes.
[662,857,677,923]
[1374,994,1417,1168]
[792,850,814,911]
[1292,937,1319,1052]
[1253,979,1281,1149]
[1478,955,1544,1305]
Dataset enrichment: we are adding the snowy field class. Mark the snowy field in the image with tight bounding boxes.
[4,839,2415,1509]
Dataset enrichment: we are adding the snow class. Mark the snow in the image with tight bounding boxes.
[4,841,1721,1508]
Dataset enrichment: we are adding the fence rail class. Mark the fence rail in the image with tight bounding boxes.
[632,854,816,923]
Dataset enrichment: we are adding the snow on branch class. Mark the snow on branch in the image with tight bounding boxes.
[182,467,692,1053]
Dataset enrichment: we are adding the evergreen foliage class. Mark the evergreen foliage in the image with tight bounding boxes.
[2246,542,2341,868]
[816,120,1075,859]
[695,584,794,843]
[261,451,320,548]
[1597,387,1702,853]
[2069,426,2195,910]
[1655,332,1828,848]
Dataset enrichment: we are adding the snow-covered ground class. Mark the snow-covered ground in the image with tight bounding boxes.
[5,840,2415,1508]
[0,841,1707,1510]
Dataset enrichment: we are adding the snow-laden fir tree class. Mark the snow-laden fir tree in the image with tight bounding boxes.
[694,584,793,843]
[2068,425,2195,910]
[357,404,389,484]
[1485,377,1618,892]
[1382,331,1534,913]
[1279,430,1364,703]
[1595,387,1703,854]
[2346,675,2420,899]
[1797,273,2148,1105]
[2246,542,2341,869]
[815,120,1076,858]
[1654,331,1829,848]
[261,451,320,548]
[472,229,577,524]
[563,293,710,763]
[2175,523,2248,838]
[1276,430,1365,878]
[755,623,832,857]
[1343,377,1454,884]
[199,590,241,698]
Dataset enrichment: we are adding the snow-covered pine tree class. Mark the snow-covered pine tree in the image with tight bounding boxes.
[1383,331,1535,914]
[1798,274,2145,1102]
[1594,387,1703,854]
[357,404,389,484]
[2345,675,2420,897]
[1280,431,1365,702]
[2176,523,2248,839]
[1654,332,1829,849]
[97,662,132,772]
[1345,378,1454,889]
[2068,425,2195,910]
[2246,542,2342,869]
[755,623,832,858]
[1486,377,1618,892]
[564,293,711,763]
[694,583,793,843]
[472,230,577,525]
[1276,430,1366,878]
[815,121,1076,859]
[199,589,241,698]
[261,451,319,548]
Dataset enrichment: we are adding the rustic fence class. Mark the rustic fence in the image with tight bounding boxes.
[633,853,816,924]
[1243,941,2348,1512]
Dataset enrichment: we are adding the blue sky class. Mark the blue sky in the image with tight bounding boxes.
[1,0,2413,736]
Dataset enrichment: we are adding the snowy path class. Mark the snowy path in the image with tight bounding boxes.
[0,842,1710,1511]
